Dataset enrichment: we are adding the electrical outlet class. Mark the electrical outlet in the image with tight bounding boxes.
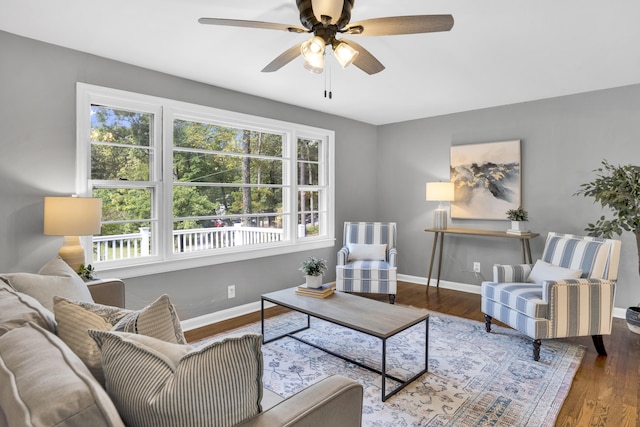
[473,262,481,273]
[227,285,235,299]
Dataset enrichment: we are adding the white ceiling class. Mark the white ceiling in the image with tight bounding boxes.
[1,0,639,125]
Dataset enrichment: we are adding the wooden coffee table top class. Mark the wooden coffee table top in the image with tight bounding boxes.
[262,287,429,339]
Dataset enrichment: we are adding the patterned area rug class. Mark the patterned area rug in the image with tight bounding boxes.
[203,310,584,426]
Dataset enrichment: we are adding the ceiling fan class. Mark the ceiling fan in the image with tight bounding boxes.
[199,0,454,75]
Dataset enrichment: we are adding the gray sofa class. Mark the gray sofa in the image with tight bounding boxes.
[0,276,363,427]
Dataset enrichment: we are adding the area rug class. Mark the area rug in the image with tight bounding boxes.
[201,310,584,426]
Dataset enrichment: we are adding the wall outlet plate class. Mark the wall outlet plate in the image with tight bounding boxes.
[228,285,235,299]
[473,262,481,273]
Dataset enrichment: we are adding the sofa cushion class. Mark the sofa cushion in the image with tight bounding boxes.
[0,282,56,336]
[54,294,186,385]
[0,322,124,427]
[0,258,93,311]
[89,330,263,427]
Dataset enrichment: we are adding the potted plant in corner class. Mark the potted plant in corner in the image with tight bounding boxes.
[300,256,327,289]
[506,207,529,233]
[575,160,640,333]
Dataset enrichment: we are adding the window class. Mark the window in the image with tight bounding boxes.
[77,84,334,276]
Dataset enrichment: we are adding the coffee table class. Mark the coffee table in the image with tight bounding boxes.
[261,287,429,401]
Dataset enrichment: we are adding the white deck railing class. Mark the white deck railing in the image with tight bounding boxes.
[93,225,283,261]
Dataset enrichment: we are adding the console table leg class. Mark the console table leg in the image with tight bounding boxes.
[436,233,444,288]
[426,233,439,290]
[525,240,533,264]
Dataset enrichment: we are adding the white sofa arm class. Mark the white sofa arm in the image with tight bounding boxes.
[237,375,363,427]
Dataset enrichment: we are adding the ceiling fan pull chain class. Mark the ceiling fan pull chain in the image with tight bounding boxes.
[327,55,332,99]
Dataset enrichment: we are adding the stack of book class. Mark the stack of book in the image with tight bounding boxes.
[295,284,334,299]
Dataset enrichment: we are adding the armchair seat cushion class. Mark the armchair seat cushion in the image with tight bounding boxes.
[336,261,397,293]
[481,282,547,318]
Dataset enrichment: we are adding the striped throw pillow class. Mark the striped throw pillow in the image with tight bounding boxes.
[89,330,263,427]
[54,294,185,385]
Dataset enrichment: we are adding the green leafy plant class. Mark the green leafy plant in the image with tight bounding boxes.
[77,263,95,280]
[299,257,327,277]
[575,160,640,275]
[506,207,529,222]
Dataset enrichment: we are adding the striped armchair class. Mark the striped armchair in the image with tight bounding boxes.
[482,232,621,361]
[336,222,398,304]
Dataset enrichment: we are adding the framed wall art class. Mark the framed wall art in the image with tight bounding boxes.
[450,140,521,220]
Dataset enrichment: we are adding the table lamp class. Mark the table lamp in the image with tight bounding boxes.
[426,182,455,230]
[44,196,102,272]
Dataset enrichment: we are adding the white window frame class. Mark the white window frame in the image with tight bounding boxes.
[76,83,335,278]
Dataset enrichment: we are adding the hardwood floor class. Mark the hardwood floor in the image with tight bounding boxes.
[184,281,640,426]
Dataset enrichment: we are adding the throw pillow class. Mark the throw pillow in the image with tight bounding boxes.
[89,330,263,427]
[0,281,57,336]
[0,258,93,311]
[54,294,186,385]
[347,243,387,262]
[0,322,124,427]
[528,259,583,285]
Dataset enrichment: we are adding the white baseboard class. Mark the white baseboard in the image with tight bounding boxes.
[182,274,628,331]
[181,301,275,332]
[397,273,482,295]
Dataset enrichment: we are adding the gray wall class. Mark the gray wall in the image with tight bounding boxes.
[378,86,640,308]
[0,31,378,319]
[2,29,638,318]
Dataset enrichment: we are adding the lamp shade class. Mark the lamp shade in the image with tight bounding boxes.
[333,41,359,68]
[44,197,102,236]
[425,182,455,202]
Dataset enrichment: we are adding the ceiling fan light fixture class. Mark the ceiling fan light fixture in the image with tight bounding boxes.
[303,60,324,74]
[301,36,326,73]
[333,41,358,68]
[301,36,326,60]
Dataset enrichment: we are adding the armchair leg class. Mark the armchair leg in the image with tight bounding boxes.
[533,339,541,361]
[484,315,492,332]
[592,335,607,356]
[389,294,395,304]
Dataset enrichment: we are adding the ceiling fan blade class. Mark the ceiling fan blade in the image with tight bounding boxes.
[198,18,307,33]
[341,40,385,75]
[346,15,454,36]
[262,43,304,72]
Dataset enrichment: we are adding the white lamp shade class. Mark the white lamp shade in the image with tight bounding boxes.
[333,41,358,68]
[44,197,102,236]
[426,182,455,202]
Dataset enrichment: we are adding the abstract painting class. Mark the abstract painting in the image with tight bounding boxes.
[450,140,521,220]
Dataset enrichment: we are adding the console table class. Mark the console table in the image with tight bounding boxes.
[424,227,540,288]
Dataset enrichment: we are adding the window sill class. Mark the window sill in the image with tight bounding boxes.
[94,238,336,279]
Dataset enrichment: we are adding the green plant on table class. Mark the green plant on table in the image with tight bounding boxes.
[78,263,95,280]
[506,207,529,222]
[299,257,327,277]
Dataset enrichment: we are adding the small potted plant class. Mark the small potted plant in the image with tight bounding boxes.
[77,263,95,281]
[299,256,327,289]
[506,207,529,233]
